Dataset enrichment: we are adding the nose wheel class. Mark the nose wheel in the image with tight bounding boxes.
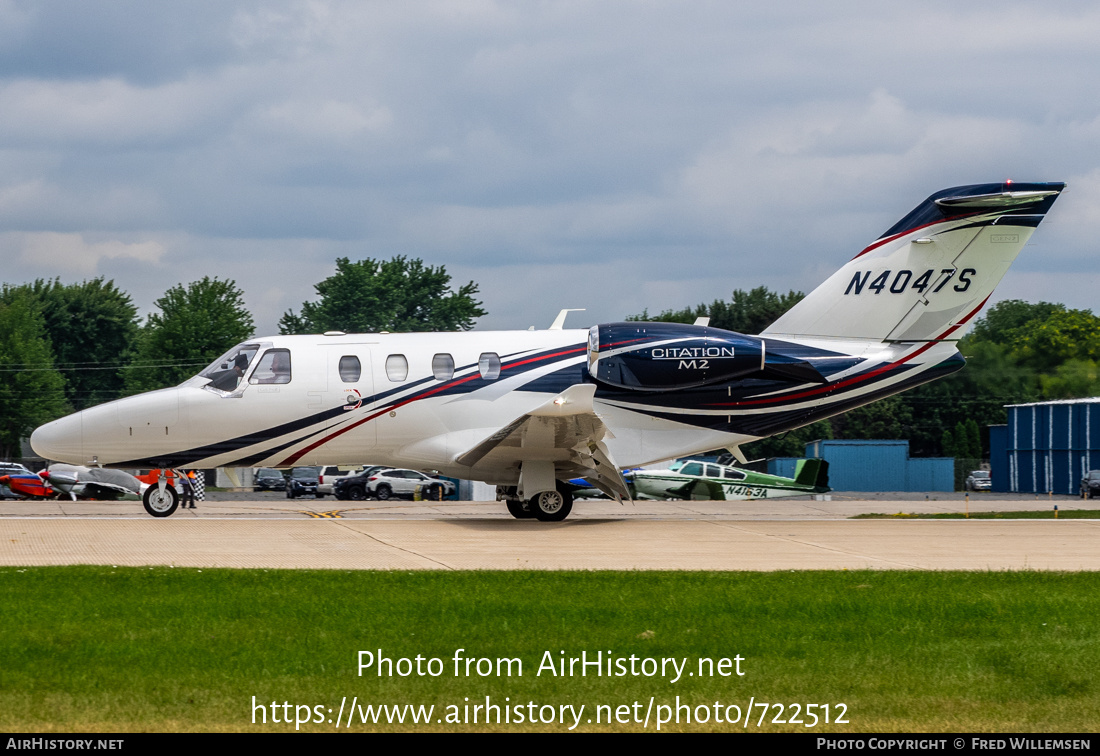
[143,482,179,517]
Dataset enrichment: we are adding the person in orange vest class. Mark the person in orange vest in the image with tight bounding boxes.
[179,469,196,509]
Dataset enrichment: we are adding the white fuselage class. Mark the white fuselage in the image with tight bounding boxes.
[30,329,754,482]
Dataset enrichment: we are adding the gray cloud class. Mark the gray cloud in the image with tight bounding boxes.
[0,1,1097,335]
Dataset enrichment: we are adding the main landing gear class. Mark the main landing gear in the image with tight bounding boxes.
[500,484,574,522]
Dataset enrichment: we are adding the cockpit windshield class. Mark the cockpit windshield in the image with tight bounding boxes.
[199,344,260,392]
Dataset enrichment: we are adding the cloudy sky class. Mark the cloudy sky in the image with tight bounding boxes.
[1,0,1097,335]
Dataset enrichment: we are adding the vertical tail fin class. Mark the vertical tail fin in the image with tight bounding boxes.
[762,182,1065,343]
[793,458,829,490]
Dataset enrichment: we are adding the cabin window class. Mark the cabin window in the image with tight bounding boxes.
[386,354,409,382]
[250,349,292,385]
[432,353,455,381]
[722,468,746,481]
[339,355,361,383]
[704,463,721,478]
[478,352,501,380]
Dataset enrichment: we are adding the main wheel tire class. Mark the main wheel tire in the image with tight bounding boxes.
[506,499,534,519]
[348,485,366,501]
[375,484,392,501]
[143,484,179,517]
[530,489,573,522]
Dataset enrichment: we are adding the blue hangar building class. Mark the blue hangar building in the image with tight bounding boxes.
[989,398,1100,495]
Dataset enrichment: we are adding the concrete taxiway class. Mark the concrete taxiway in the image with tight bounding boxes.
[1,495,1097,570]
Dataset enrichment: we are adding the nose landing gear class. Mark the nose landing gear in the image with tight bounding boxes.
[143,476,179,517]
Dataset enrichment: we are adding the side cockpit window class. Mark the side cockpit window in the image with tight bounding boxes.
[250,349,292,385]
[201,344,260,392]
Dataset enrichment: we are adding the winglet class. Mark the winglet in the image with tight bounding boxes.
[549,309,585,330]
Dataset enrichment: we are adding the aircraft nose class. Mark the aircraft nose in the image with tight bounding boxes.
[30,413,84,464]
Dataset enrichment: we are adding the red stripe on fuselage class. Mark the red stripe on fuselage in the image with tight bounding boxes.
[277,346,588,466]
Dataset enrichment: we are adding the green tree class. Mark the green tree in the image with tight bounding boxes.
[123,277,254,394]
[279,256,486,334]
[1,278,140,410]
[1039,359,1100,399]
[831,396,913,440]
[628,286,805,334]
[941,428,958,458]
[969,299,1063,344]
[1008,309,1100,371]
[744,419,833,459]
[965,418,982,459]
[0,294,68,459]
[899,301,1100,455]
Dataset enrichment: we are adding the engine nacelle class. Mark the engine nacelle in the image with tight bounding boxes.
[587,322,768,391]
[587,322,830,391]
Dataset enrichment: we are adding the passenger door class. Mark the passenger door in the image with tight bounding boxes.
[320,346,377,460]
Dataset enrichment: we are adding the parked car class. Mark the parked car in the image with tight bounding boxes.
[965,470,991,492]
[1081,470,1100,499]
[253,468,286,492]
[285,466,323,499]
[317,466,364,497]
[333,466,390,500]
[364,468,456,501]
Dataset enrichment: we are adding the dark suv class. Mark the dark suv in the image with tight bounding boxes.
[333,466,389,500]
[286,466,322,499]
[1082,470,1100,499]
[253,468,286,492]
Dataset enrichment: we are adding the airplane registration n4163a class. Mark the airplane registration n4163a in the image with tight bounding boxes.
[31,182,1065,520]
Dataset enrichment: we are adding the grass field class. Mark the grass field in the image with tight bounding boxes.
[2,567,1099,732]
[854,510,1100,519]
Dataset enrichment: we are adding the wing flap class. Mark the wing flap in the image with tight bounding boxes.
[455,384,631,502]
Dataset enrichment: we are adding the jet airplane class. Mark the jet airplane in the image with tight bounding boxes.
[30,182,1065,520]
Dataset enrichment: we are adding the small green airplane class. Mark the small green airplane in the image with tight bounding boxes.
[628,458,830,501]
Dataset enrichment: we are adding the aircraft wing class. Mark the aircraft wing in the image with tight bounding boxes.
[44,465,142,500]
[456,384,632,502]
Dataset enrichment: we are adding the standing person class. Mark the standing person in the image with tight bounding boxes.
[179,469,196,509]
